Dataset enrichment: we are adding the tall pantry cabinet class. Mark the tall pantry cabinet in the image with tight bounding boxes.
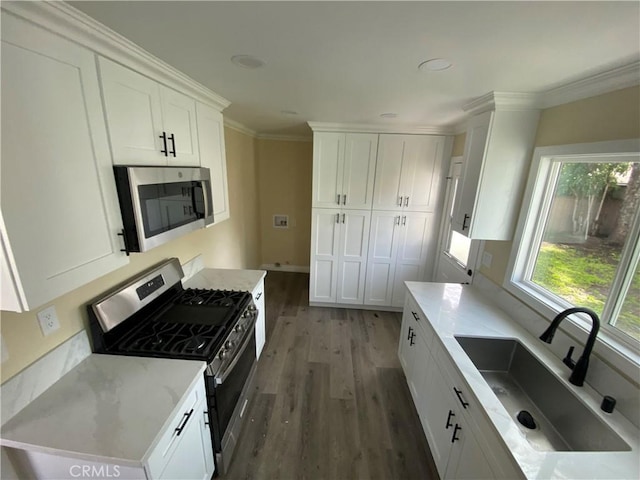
[309,127,450,308]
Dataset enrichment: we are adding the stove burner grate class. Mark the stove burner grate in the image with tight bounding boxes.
[177,288,249,308]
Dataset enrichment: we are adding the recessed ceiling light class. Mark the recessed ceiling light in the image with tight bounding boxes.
[231,55,265,69]
[380,113,398,118]
[419,58,453,72]
[281,110,298,116]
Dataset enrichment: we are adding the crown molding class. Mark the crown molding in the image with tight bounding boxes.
[257,134,313,142]
[307,122,455,135]
[462,92,540,115]
[223,118,257,137]
[539,61,640,109]
[1,1,231,111]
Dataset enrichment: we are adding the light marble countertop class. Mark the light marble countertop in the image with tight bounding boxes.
[183,267,266,293]
[0,354,206,466]
[406,281,639,480]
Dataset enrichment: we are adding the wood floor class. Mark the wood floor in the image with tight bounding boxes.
[223,271,438,480]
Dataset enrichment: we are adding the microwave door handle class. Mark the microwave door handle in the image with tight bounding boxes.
[215,321,256,385]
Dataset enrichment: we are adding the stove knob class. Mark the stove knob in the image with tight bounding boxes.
[218,350,227,360]
[242,310,250,318]
[234,324,244,333]
[225,340,234,350]
[248,305,257,312]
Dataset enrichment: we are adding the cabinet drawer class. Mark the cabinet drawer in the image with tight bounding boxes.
[404,295,434,349]
[146,377,207,478]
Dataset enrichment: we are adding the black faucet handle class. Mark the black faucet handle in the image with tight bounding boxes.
[563,346,576,369]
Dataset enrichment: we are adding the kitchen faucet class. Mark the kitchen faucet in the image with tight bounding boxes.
[539,307,600,387]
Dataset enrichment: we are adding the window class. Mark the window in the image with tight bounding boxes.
[508,140,640,351]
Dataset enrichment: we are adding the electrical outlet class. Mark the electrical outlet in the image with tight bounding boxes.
[37,306,60,336]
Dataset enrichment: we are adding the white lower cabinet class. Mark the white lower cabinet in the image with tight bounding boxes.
[309,209,370,304]
[0,11,129,312]
[399,294,517,480]
[364,211,438,307]
[253,279,266,359]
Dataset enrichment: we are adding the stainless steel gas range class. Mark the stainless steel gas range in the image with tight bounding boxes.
[88,258,258,476]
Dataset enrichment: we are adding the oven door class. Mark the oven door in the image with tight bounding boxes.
[208,321,256,450]
[114,166,214,252]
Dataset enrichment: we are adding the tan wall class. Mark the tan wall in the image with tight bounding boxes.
[0,127,259,383]
[451,132,466,157]
[257,138,313,268]
[479,85,640,285]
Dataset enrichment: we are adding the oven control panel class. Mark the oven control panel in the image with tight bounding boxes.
[136,274,165,300]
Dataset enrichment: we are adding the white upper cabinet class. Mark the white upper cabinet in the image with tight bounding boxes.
[373,135,447,212]
[452,108,540,240]
[312,132,378,209]
[196,102,229,224]
[0,12,129,312]
[99,57,200,166]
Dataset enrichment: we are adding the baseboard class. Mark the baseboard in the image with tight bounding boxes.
[309,301,403,313]
[259,264,310,273]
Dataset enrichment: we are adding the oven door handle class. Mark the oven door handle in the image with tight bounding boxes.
[216,320,256,385]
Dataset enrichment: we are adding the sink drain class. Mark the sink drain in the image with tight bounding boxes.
[517,410,537,429]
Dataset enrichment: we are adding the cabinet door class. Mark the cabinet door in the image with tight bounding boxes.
[1,13,128,311]
[372,135,404,210]
[363,211,401,306]
[253,279,266,359]
[196,103,229,223]
[446,426,495,480]
[398,306,415,376]
[309,209,341,303]
[161,86,200,166]
[452,111,491,235]
[312,132,344,208]
[342,133,378,209]
[336,210,371,304]
[390,213,437,307]
[156,400,214,480]
[400,136,446,212]
[98,57,165,165]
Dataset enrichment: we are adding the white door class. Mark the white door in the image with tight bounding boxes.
[342,133,378,209]
[161,86,200,166]
[336,210,371,304]
[391,212,437,307]
[196,103,229,223]
[1,13,129,311]
[312,132,344,208]
[435,159,480,284]
[363,211,401,306]
[372,134,405,210]
[401,136,446,212]
[98,57,165,165]
[309,209,341,303]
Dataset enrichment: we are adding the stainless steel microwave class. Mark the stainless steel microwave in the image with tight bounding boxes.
[113,166,214,253]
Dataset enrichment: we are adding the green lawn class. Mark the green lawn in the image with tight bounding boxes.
[532,242,640,341]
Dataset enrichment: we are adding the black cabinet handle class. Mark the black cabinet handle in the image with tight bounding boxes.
[445,410,455,429]
[451,424,461,443]
[203,410,209,427]
[168,133,176,157]
[407,326,413,340]
[411,311,420,322]
[256,292,262,300]
[453,387,469,409]
[175,409,194,436]
[117,229,130,256]
[409,331,416,346]
[159,132,168,156]
[462,214,470,230]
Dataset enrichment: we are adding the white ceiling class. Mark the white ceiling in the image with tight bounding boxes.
[71,1,640,137]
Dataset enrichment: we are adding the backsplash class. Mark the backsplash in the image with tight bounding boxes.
[473,273,640,428]
[0,330,91,425]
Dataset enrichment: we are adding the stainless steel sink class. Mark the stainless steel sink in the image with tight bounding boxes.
[455,336,631,452]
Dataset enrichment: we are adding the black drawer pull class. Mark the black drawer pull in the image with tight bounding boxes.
[445,410,455,429]
[407,326,413,340]
[175,408,194,436]
[256,292,262,300]
[203,410,209,427]
[411,311,419,322]
[451,424,461,443]
[453,387,469,409]
[409,331,416,346]
[462,214,470,231]
[168,133,176,157]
